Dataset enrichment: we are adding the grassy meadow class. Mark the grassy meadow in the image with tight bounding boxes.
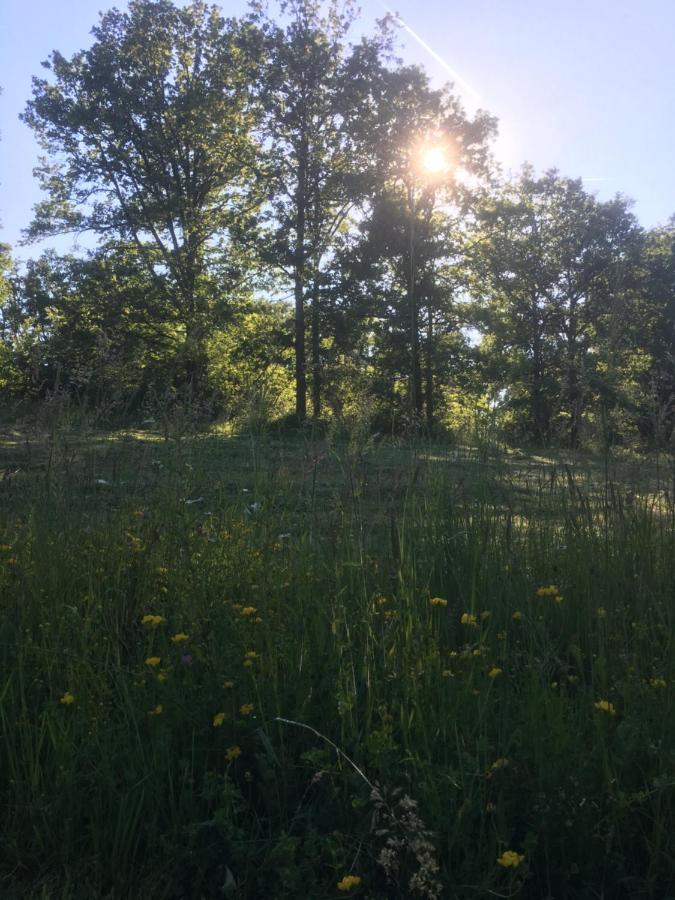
[1,425,675,898]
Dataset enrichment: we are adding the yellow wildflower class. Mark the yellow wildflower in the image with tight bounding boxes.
[239,703,254,716]
[141,614,164,628]
[170,633,190,643]
[145,656,161,668]
[650,677,667,689]
[149,704,163,716]
[127,533,144,552]
[244,651,258,659]
[243,659,254,668]
[594,699,616,716]
[157,672,168,683]
[223,680,235,690]
[240,607,257,617]
[59,691,75,706]
[536,585,559,597]
[488,667,503,679]
[213,712,226,727]
[225,745,242,762]
[336,875,362,891]
[430,597,448,607]
[460,612,478,627]
[497,850,524,868]
[596,607,607,619]
[512,611,522,621]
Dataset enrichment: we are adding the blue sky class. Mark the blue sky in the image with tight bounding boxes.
[2,0,674,259]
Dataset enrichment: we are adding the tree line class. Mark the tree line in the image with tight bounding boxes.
[1,0,674,447]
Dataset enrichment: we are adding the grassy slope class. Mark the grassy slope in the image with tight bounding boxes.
[1,427,675,898]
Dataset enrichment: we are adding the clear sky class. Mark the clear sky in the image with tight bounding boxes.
[1,0,674,259]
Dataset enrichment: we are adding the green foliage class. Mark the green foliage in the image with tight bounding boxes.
[7,0,674,447]
[468,167,642,447]
[208,300,294,427]
[22,0,261,394]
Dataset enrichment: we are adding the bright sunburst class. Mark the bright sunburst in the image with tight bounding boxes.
[420,145,450,175]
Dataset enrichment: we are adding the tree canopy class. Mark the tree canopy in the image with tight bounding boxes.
[0,0,673,448]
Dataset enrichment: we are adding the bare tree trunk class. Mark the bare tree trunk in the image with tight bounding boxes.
[311,276,321,419]
[408,184,422,421]
[425,306,434,431]
[294,139,308,423]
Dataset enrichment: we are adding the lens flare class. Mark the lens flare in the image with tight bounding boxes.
[420,146,449,174]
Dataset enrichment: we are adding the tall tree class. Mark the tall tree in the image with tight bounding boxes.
[625,221,675,444]
[469,168,640,445]
[326,66,495,429]
[22,0,260,395]
[250,0,393,421]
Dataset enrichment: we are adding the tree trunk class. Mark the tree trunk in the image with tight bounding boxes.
[425,306,434,432]
[565,298,582,448]
[294,139,308,423]
[531,319,548,443]
[408,185,423,421]
[311,276,321,419]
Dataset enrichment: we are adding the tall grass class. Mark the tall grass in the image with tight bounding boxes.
[1,428,674,898]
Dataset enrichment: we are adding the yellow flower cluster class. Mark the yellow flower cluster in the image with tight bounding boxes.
[336,875,361,891]
[239,703,254,716]
[213,712,226,727]
[225,745,242,761]
[145,656,161,668]
[460,612,478,627]
[537,585,563,603]
[650,677,667,689]
[430,597,448,607]
[60,691,75,706]
[141,614,165,628]
[170,633,190,643]
[240,606,257,617]
[497,850,524,868]
[594,699,616,716]
[512,610,522,621]
[488,667,503,679]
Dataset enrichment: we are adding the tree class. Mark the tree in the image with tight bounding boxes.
[22,0,260,396]
[250,0,395,421]
[624,221,675,445]
[469,168,640,445]
[324,66,495,430]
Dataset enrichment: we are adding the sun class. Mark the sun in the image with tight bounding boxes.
[420,145,450,175]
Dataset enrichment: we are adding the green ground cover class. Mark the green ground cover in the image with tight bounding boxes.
[1,428,675,898]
